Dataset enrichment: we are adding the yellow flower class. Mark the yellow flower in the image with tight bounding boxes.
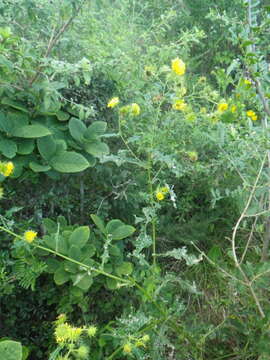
[251,115,257,121]
[55,323,72,343]
[156,192,165,201]
[130,103,140,116]
[142,334,150,343]
[160,186,169,194]
[123,343,132,354]
[246,110,257,121]
[2,162,14,177]
[24,230,37,243]
[244,79,251,85]
[87,325,97,337]
[217,103,228,112]
[231,105,237,113]
[198,76,206,82]
[200,107,207,113]
[107,97,119,108]
[171,58,186,76]
[187,151,198,162]
[172,99,187,111]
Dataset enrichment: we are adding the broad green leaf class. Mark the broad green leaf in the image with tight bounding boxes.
[106,278,118,290]
[13,125,51,138]
[43,218,57,233]
[50,151,89,173]
[106,219,123,235]
[44,234,68,254]
[90,214,106,234]
[0,139,17,158]
[68,245,83,261]
[69,117,87,142]
[37,136,57,160]
[69,226,90,248]
[45,258,60,274]
[82,244,96,258]
[29,162,51,172]
[55,140,67,154]
[84,140,109,157]
[0,340,22,360]
[1,97,29,113]
[56,110,69,121]
[63,260,78,274]
[71,273,93,290]
[85,121,107,138]
[81,152,96,167]
[109,245,122,257]
[17,139,35,155]
[54,267,70,285]
[111,225,135,240]
[115,262,133,276]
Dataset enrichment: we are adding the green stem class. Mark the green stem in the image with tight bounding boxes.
[0,226,130,285]
[147,154,157,266]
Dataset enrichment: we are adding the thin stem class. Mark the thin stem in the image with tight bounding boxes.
[0,226,130,285]
[147,153,156,266]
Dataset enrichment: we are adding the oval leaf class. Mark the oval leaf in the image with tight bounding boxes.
[50,151,89,173]
[111,225,135,240]
[69,226,90,248]
[13,125,51,138]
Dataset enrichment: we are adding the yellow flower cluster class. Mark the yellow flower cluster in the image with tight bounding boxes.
[231,105,237,113]
[24,230,37,243]
[54,315,97,345]
[172,99,187,111]
[123,334,150,354]
[246,110,257,121]
[217,103,228,112]
[107,97,120,108]
[0,161,14,177]
[87,325,97,337]
[155,186,169,201]
[171,58,186,76]
[130,103,140,116]
[55,323,83,343]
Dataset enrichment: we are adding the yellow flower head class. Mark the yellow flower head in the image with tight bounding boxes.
[246,110,257,121]
[130,103,140,116]
[187,151,198,162]
[172,99,187,111]
[160,186,169,194]
[1,162,14,177]
[24,230,37,243]
[123,343,132,354]
[244,79,251,85]
[142,334,150,343]
[171,58,186,76]
[231,105,237,113]
[55,323,72,343]
[87,325,97,337]
[107,97,120,108]
[200,107,207,114]
[156,191,165,201]
[217,103,228,112]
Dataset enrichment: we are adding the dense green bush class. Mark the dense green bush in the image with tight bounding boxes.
[1,0,270,359]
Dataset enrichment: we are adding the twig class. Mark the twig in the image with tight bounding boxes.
[29,0,87,85]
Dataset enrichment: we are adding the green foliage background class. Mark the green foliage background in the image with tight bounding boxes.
[0,0,270,359]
